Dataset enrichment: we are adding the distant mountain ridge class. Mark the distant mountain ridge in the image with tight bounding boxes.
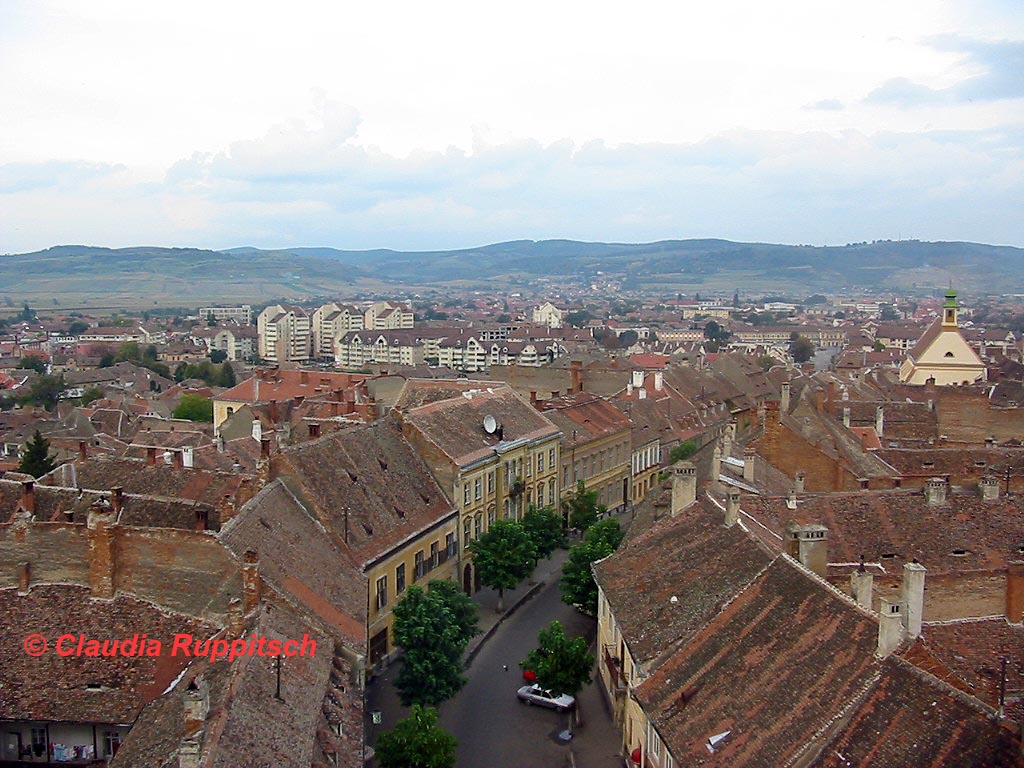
[2,239,1023,308]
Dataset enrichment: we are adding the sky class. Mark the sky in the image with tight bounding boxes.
[1,0,1022,253]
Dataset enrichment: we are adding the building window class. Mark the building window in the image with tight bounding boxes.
[414,550,425,580]
[487,471,495,495]
[549,447,556,470]
[464,483,471,506]
[647,723,660,757]
[376,575,388,610]
[488,505,496,525]
[396,563,406,594]
[563,465,570,488]
[446,532,457,558]
[430,541,440,569]
[549,479,556,505]
[474,513,482,538]
[537,452,544,472]
[474,477,482,500]
[103,731,122,758]
[464,518,472,548]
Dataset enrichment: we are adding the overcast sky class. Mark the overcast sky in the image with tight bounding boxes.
[1,0,1022,253]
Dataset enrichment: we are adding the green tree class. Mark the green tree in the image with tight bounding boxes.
[522,505,566,559]
[565,310,593,327]
[216,362,236,388]
[562,481,604,533]
[115,342,141,362]
[80,387,104,406]
[67,320,89,335]
[172,394,213,422]
[426,579,479,648]
[209,349,228,364]
[16,357,46,373]
[560,519,623,615]
[18,430,57,478]
[21,374,64,411]
[19,303,35,322]
[791,335,815,364]
[520,620,594,697]
[469,519,537,611]
[392,586,467,706]
[375,705,457,768]
[669,439,697,464]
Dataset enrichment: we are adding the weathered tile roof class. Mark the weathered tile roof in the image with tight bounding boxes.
[635,558,880,767]
[808,656,1022,768]
[541,392,633,447]
[593,498,773,667]
[748,490,1024,574]
[219,480,366,647]
[274,416,457,566]
[400,386,560,467]
[0,585,215,724]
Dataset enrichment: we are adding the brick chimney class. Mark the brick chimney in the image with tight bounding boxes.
[780,381,791,413]
[875,406,884,437]
[570,360,583,394]
[902,561,926,639]
[18,480,35,515]
[78,440,88,461]
[742,448,755,483]
[1007,561,1024,624]
[179,675,209,768]
[725,489,740,527]
[17,561,30,595]
[671,461,697,515]
[785,523,829,577]
[877,598,904,658]
[979,476,1000,501]
[814,388,825,412]
[147,446,157,466]
[110,486,124,516]
[850,560,873,609]
[87,499,117,599]
[218,493,237,524]
[924,477,947,506]
[242,550,261,614]
[260,438,271,459]
[227,597,245,639]
[529,390,538,407]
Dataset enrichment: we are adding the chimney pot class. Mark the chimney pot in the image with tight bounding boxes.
[842,407,851,428]
[743,448,756,483]
[785,523,828,577]
[877,598,904,657]
[17,561,30,595]
[901,561,926,639]
[670,461,697,515]
[1007,561,1024,624]
[795,471,806,493]
[78,440,88,461]
[851,564,873,609]
[19,480,35,514]
[979,476,1000,501]
[924,477,947,506]
[725,489,740,527]
[111,486,124,514]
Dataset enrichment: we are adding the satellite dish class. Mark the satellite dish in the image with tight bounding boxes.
[483,414,497,434]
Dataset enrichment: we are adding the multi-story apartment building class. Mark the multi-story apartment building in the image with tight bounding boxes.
[364,301,414,330]
[200,326,257,361]
[257,304,311,364]
[541,391,633,514]
[312,302,364,359]
[397,381,561,594]
[198,305,253,325]
[531,301,565,328]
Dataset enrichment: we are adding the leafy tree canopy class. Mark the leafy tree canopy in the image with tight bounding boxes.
[562,481,604,532]
[172,394,213,422]
[522,505,566,559]
[520,620,594,697]
[560,519,623,615]
[18,430,57,478]
[392,585,467,706]
[16,357,46,373]
[669,439,697,464]
[791,335,815,364]
[469,519,537,610]
[375,705,457,768]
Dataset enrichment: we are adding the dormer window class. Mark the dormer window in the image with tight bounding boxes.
[951,548,970,557]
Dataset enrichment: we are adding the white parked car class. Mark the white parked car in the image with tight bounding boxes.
[516,684,576,712]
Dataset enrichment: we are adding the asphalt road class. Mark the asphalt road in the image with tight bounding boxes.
[437,578,621,768]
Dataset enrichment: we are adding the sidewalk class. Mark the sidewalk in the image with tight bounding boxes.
[465,547,568,665]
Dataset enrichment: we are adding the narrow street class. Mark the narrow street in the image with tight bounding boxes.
[366,559,625,767]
